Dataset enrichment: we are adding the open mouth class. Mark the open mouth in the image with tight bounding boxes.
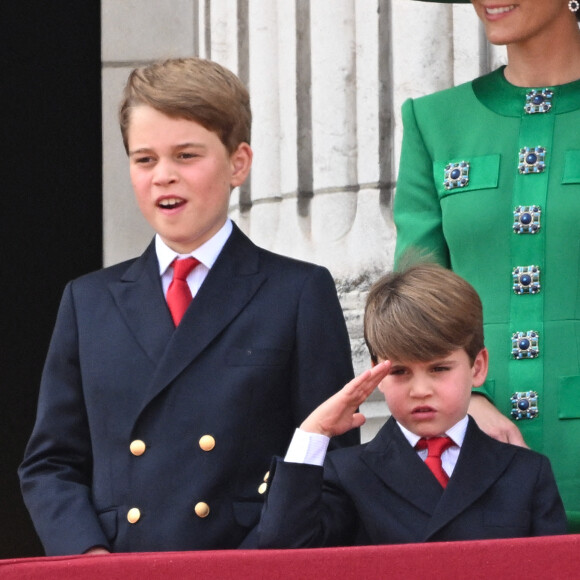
[485,5,516,16]
[158,197,186,210]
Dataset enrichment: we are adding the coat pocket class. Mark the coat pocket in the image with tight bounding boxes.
[562,150,580,184]
[484,509,530,529]
[558,376,580,419]
[97,508,118,543]
[434,154,501,200]
[233,500,263,528]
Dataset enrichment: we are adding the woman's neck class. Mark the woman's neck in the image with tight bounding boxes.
[504,23,580,87]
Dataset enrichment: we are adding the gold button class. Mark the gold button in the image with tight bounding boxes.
[130,440,146,456]
[258,482,268,495]
[127,508,141,524]
[194,502,210,518]
[263,471,270,482]
[199,435,216,452]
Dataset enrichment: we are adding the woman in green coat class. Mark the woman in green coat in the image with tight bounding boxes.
[394,0,580,530]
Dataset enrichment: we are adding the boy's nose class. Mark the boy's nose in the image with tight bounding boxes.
[153,160,178,185]
[408,376,432,398]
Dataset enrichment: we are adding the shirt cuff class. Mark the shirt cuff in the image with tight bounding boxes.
[284,428,330,466]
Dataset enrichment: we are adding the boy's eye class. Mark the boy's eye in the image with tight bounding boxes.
[134,156,154,164]
[389,368,406,376]
[178,152,198,159]
[432,366,450,373]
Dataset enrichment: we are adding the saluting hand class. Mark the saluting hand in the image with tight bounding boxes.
[300,361,391,438]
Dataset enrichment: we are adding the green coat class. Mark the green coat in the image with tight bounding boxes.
[394,66,580,530]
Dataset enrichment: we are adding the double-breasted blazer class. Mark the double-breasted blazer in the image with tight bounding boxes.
[258,416,567,548]
[19,223,357,555]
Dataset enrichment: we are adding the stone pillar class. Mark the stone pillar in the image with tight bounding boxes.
[265,0,306,258]
[309,0,358,252]
[207,0,239,71]
[241,0,283,249]
[453,3,483,84]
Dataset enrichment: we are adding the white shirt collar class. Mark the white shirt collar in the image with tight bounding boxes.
[396,415,469,449]
[155,219,233,276]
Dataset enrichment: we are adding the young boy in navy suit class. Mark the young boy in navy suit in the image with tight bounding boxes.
[19,57,357,555]
[258,263,567,548]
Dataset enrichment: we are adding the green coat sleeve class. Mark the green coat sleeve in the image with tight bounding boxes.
[393,98,450,269]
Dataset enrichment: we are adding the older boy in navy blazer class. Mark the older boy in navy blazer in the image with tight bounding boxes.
[258,263,566,548]
[19,58,357,555]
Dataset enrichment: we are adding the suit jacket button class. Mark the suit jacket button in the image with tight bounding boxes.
[263,471,270,482]
[258,482,268,494]
[199,435,216,452]
[127,508,141,524]
[130,440,146,456]
[194,502,210,518]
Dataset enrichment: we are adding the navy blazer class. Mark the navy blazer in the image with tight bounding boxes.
[258,416,567,548]
[19,224,357,555]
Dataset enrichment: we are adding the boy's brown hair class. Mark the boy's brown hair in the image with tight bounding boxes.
[364,262,484,365]
[119,57,251,154]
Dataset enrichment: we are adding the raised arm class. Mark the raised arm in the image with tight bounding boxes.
[259,362,391,549]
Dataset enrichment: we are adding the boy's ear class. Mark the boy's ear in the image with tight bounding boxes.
[471,348,489,388]
[230,142,253,188]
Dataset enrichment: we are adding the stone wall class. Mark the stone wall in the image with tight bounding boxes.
[101,0,506,440]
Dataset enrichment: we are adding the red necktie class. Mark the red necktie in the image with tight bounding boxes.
[167,257,200,326]
[415,436,454,488]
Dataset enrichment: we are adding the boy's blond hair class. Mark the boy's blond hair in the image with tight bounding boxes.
[364,263,484,365]
[119,57,251,154]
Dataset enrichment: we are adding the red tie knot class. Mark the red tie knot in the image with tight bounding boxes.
[416,436,455,488]
[416,436,455,458]
[172,257,200,281]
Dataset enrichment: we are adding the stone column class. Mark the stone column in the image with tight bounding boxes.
[241,0,283,249]
[309,0,358,255]
[207,0,239,71]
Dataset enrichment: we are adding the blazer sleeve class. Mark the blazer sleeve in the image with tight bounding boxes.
[530,455,568,536]
[18,282,109,555]
[393,97,451,269]
[257,456,357,548]
[291,266,358,449]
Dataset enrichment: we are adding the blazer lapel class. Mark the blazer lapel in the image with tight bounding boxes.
[108,241,175,364]
[361,418,445,516]
[422,416,518,540]
[137,224,267,412]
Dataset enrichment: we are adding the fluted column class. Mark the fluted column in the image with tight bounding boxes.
[241,0,283,248]
[308,0,358,249]
[207,0,239,71]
